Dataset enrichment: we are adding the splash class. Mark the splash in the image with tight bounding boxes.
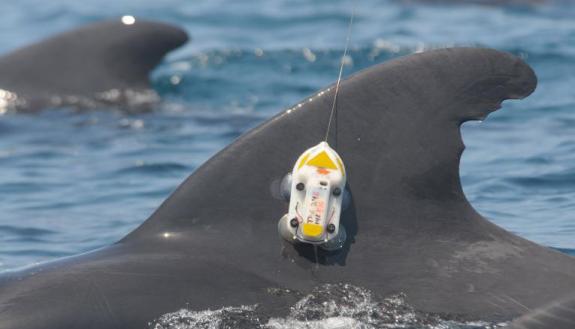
[0,89,20,114]
[150,284,506,329]
[151,305,262,329]
[0,88,159,113]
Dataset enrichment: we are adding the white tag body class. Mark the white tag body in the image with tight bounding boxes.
[281,141,346,245]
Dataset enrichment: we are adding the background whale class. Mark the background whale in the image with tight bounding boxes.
[0,47,574,329]
[0,18,188,112]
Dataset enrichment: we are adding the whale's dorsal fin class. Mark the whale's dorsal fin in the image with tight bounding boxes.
[127,47,536,240]
[5,48,575,327]
[0,19,188,97]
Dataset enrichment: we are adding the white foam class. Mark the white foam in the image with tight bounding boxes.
[150,284,507,329]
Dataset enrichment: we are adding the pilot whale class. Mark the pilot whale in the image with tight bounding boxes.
[0,47,574,329]
[0,18,188,112]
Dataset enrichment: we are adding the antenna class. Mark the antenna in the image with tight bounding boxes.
[324,0,357,143]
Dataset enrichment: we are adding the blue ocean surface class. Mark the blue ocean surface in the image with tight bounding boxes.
[0,0,574,277]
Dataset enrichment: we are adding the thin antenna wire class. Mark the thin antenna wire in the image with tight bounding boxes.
[324,0,357,142]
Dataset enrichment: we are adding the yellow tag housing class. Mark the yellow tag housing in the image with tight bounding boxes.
[302,223,324,237]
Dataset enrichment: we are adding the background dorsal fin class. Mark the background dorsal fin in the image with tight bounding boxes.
[0,19,188,97]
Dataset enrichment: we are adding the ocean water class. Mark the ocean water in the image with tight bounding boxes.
[0,0,574,325]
